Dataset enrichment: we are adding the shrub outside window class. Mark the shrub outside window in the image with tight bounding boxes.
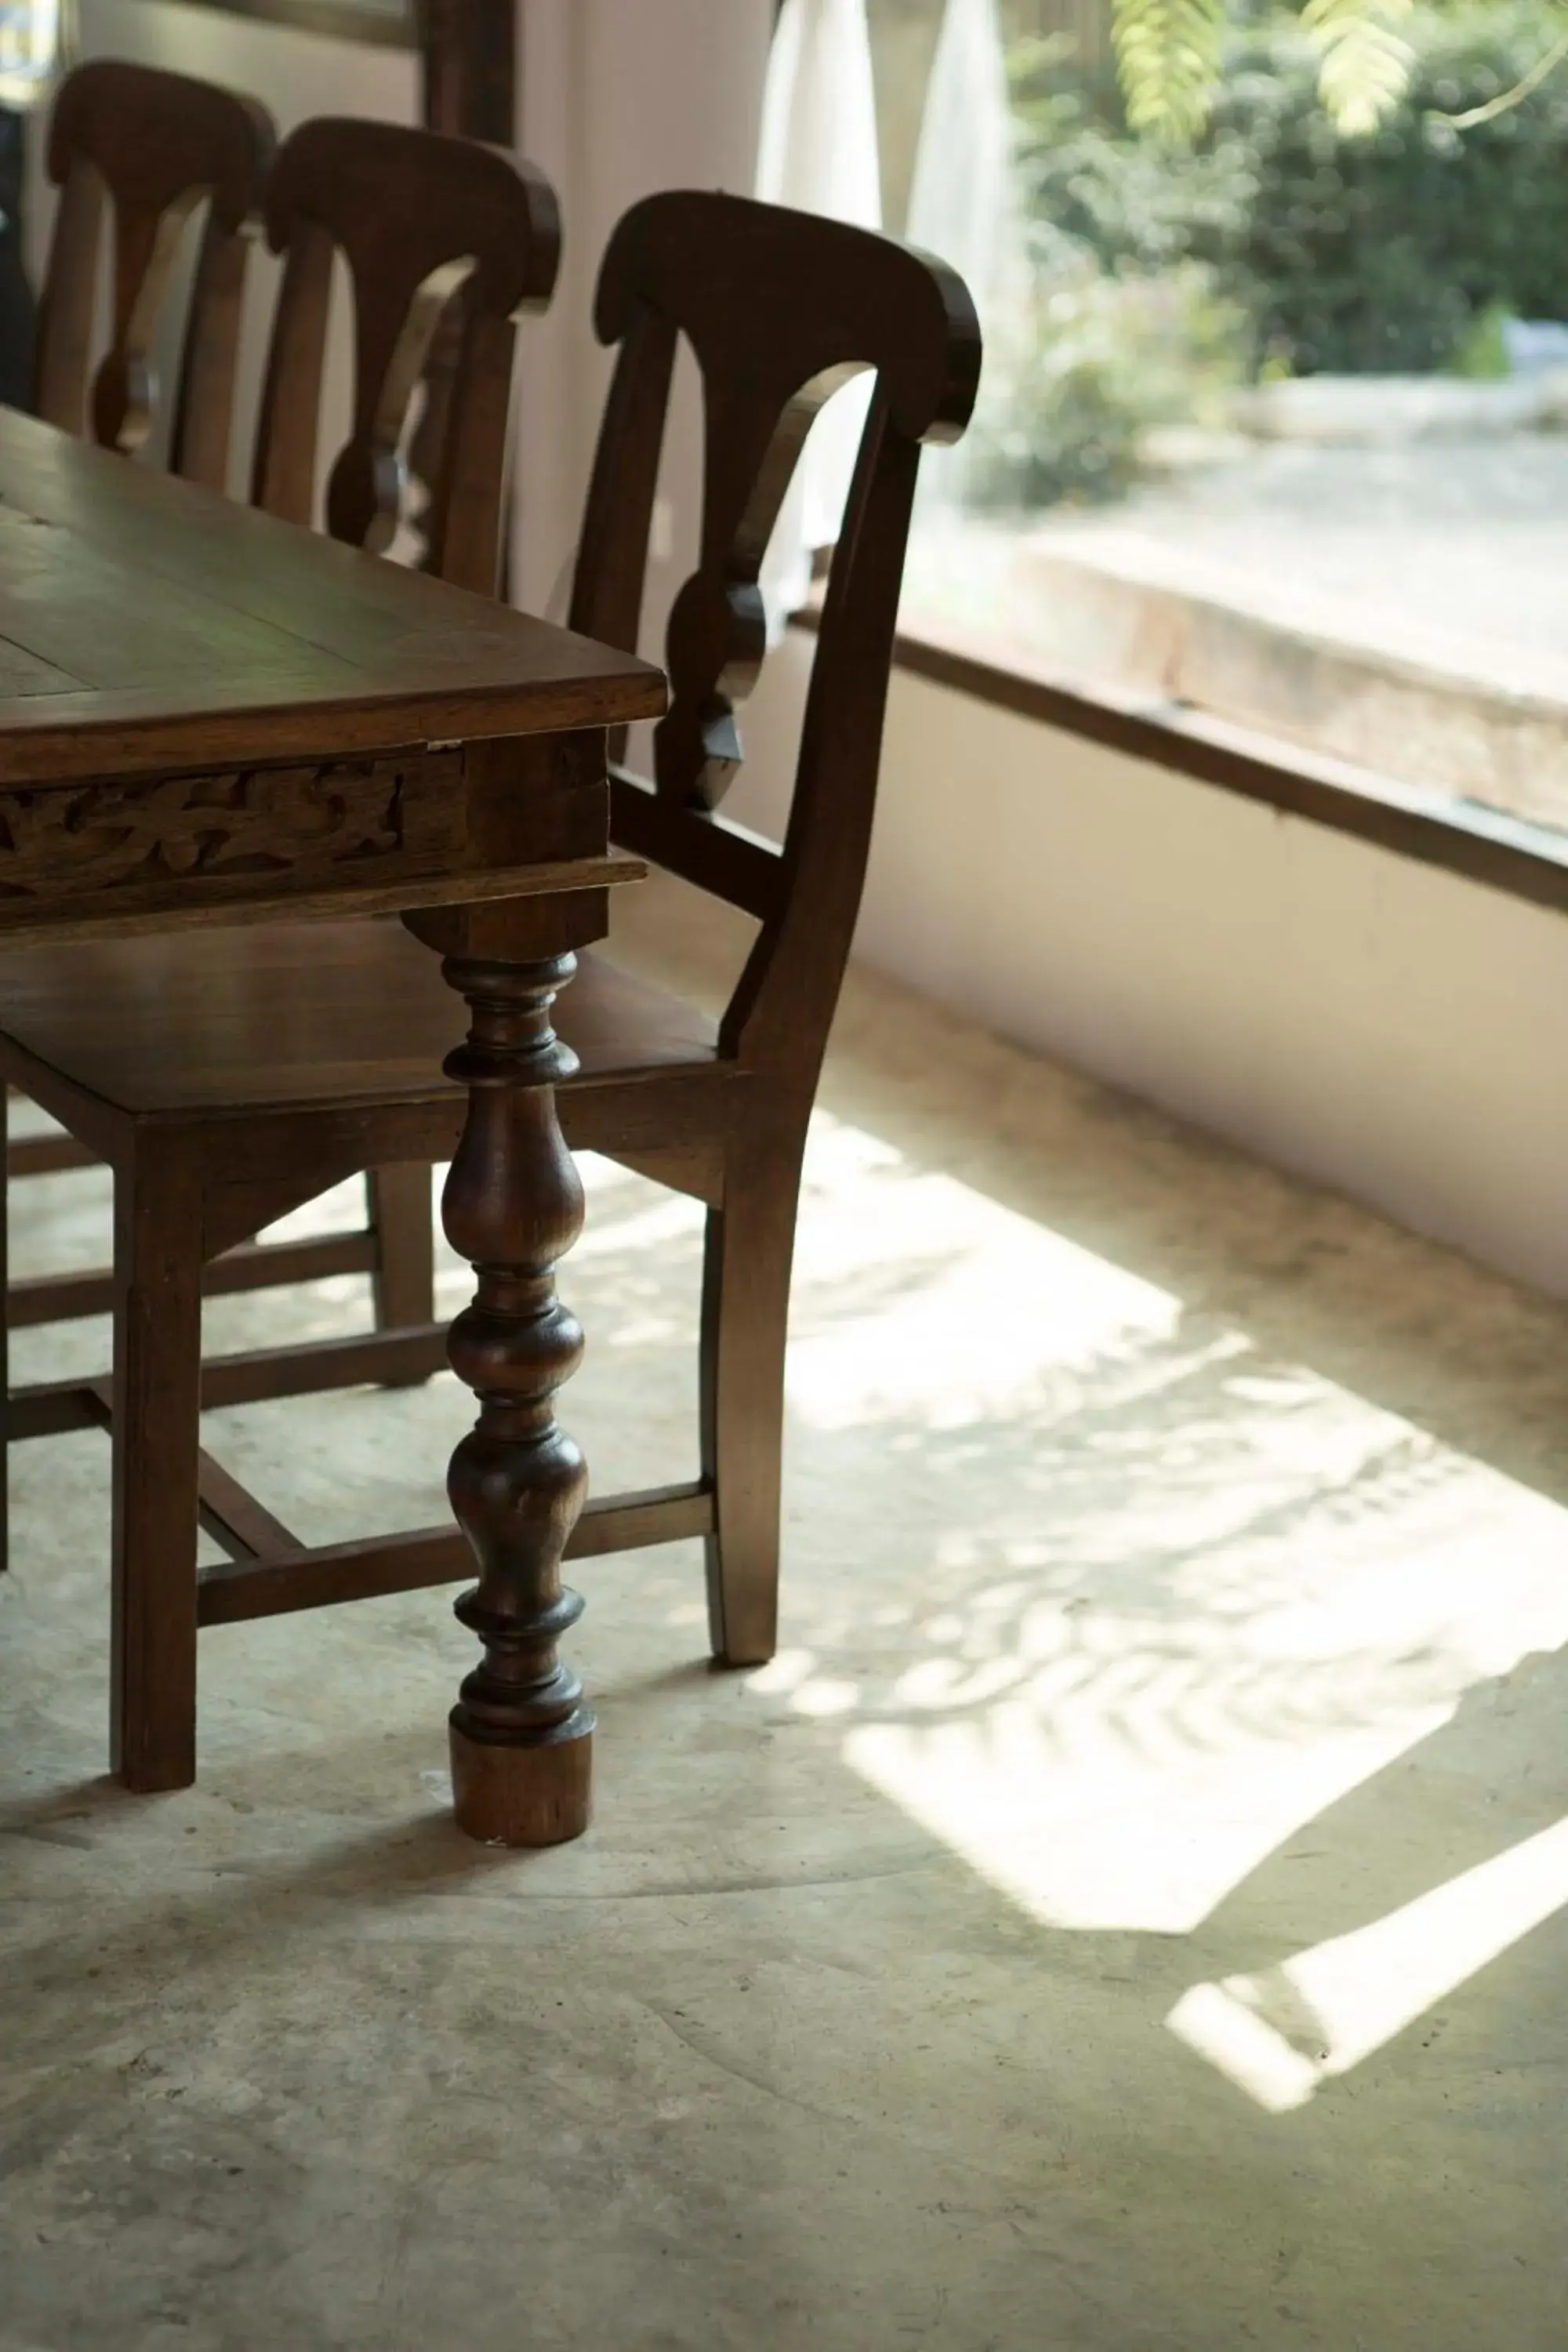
[866,0,1568,837]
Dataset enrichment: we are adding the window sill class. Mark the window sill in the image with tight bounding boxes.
[789,600,1568,919]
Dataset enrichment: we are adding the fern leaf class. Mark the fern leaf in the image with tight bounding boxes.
[1301,0,1415,136]
[1110,0,1227,143]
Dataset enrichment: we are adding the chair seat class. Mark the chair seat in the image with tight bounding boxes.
[0,919,719,1116]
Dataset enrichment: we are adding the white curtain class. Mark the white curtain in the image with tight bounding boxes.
[755,0,881,630]
[906,0,1022,516]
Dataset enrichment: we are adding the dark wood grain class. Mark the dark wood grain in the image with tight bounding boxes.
[571,192,977,902]
[434,950,595,1846]
[7,1130,96,1178]
[197,1448,303,1566]
[567,191,979,1662]
[413,0,519,585]
[0,197,978,1842]
[0,409,659,1831]
[0,920,714,1116]
[169,201,259,492]
[0,408,661,787]
[0,753,434,900]
[252,118,559,594]
[34,60,274,491]
[195,1486,714,1628]
[422,0,515,143]
[366,1163,436,1372]
[7,1230,377,1330]
[110,1135,203,1791]
[246,114,561,1345]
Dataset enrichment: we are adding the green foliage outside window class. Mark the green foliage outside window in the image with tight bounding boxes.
[966,5,1568,509]
[1018,5,1568,375]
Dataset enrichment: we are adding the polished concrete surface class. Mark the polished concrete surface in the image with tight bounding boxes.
[3,882,1566,2349]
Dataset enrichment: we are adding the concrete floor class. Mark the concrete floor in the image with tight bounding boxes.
[3,880,1566,2350]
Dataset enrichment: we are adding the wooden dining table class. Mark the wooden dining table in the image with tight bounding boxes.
[0,405,666,1843]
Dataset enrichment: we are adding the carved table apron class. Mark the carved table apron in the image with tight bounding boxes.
[0,408,666,1844]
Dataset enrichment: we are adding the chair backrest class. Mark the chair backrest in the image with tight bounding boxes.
[251,118,560,596]
[569,190,980,1084]
[34,60,275,491]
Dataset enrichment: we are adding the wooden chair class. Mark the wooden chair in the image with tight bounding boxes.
[250,114,557,592]
[10,64,278,1196]
[7,117,561,1363]
[34,57,276,488]
[0,190,980,1789]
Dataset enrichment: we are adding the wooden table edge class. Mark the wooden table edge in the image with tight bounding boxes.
[0,684,668,789]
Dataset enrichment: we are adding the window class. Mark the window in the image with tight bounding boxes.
[174,0,419,45]
[860,0,1568,842]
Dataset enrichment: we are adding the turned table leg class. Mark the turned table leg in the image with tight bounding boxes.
[438,949,593,1846]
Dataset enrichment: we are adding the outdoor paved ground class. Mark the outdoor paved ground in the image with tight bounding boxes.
[914,436,1568,673]
[903,434,1568,823]
[1047,437,1568,682]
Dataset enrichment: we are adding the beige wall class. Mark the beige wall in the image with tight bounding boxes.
[510,0,771,633]
[733,634,1568,1302]
[62,0,419,130]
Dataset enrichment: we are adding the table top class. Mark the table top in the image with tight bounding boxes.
[0,408,665,786]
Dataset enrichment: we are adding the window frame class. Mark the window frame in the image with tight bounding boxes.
[791,601,1568,916]
[169,0,419,46]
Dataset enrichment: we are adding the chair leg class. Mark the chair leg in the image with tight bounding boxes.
[111,1145,204,1792]
[698,1134,804,1668]
[366,1163,437,1383]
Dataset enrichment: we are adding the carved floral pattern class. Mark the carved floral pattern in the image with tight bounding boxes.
[0,760,408,902]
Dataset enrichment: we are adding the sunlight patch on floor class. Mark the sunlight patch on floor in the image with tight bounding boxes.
[1168,1814,1568,2110]
[841,1700,1458,1936]
[17,1091,1568,2077]
[787,1118,1185,1429]
[750,1113,1568,1947]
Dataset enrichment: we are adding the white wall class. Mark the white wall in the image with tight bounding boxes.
[735,632,1568,1301]
[511,0,772,630]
